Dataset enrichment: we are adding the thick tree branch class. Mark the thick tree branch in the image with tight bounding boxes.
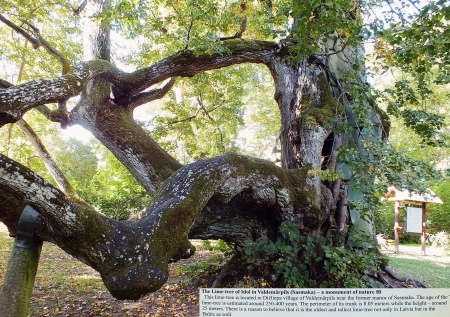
[129,77,177,110]
[70,76,181,195]
[0,41,280,127]
[0,75,81,125]
[111,40,279,104]
[0,152,319,299]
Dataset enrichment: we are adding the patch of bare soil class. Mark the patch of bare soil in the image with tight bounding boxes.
[381,244,450,264]
[0,223,217,317]
[29,251,219,317]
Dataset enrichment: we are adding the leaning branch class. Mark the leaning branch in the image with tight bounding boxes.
[128,77,177,110]
[0,41,279,126]
[0,152,315,300]
[0,14,71,74]
[16,119,83,201]
[111,40,279,104]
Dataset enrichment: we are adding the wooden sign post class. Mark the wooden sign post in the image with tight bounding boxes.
[385,187,442,256]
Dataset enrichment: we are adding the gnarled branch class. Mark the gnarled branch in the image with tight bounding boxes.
[0,41,279,127]
[0,152,320,299]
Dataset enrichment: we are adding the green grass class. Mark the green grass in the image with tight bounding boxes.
[387,256,450,288]
[0,231,13,278]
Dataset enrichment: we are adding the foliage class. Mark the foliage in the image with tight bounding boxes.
[142,64,278,163]
[0,0,82,80]
[177,240,233,285]
[52,138,98,192]
[83,141,151,219]
[374,0,450,83]
[238,222,385,288]
[428,179,450,233]
[372,0,450,147]
[177,258,221,285]
[339,140,440,229]
[375,200,395,238]
[106,0,365,62]
[374,80,449,147]
[201,239,234,256]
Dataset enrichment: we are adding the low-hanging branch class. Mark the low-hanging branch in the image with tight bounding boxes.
[0,152,319,300]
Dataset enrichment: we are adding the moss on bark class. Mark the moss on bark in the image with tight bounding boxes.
[299,73,343,127]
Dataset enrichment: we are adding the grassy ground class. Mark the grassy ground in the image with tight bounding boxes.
[387,256,450,287]
[381,243,450,288]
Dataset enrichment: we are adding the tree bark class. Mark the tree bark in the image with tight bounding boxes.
[0,37,390,299]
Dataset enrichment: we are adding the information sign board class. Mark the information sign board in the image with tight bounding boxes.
[200,288,450,316]
[406,206,423,233]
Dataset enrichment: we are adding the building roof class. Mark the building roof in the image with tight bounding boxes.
[384,186,443,204]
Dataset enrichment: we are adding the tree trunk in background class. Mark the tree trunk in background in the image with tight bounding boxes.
[83,0,111,62]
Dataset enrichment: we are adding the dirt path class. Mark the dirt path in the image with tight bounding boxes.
[381,244,450,264]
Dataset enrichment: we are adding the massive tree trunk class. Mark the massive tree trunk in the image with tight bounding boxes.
[0,37,389,298]
[0,2,392,299]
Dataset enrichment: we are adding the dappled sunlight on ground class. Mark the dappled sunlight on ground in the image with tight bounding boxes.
[0,227,217,316]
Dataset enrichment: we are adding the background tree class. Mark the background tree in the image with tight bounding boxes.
[371,0,450,240]
[0,0,445,307]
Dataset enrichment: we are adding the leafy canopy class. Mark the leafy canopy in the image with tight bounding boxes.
[1,0,450,218]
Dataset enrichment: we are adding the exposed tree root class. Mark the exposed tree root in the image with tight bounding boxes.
[378,265,428,288]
